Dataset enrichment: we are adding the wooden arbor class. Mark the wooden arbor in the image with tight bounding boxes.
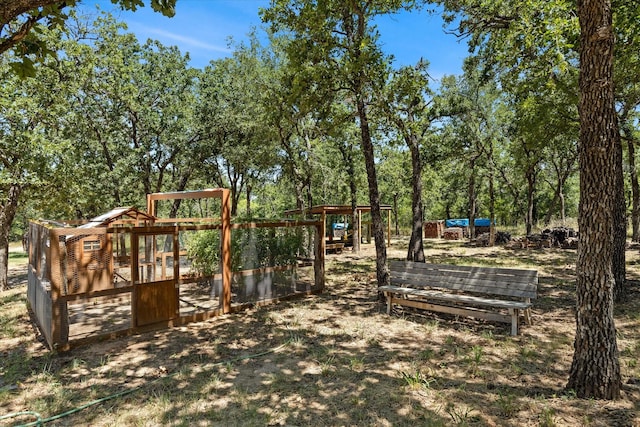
[285,204,393,252]
[144,189,232,315]
[27,189,324,351]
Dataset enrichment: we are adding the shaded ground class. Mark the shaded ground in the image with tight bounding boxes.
[1,238,639,426]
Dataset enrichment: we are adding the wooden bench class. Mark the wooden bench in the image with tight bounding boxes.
[379,261,538,335]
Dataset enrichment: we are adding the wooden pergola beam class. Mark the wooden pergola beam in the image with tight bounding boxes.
[146,189,227,217]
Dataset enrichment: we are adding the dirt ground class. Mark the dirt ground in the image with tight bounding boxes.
[1,238,639,426]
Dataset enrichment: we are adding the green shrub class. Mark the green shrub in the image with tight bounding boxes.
[186,226,308,275]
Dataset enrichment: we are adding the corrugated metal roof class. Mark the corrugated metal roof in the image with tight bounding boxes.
[77,207,154,229]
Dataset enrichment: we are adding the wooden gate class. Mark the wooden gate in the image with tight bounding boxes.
[131,229,180,327]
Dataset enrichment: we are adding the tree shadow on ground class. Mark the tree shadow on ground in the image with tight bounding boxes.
[1,241,639,426]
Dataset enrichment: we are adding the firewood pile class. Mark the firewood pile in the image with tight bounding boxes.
[473,231,512,246]
[424,220,445,238]
[496,231,512,244]
[443,227,464,240]
[541,227,579,248]
[474,226,491,237]
[561,237,579,249]
[504,227,578,249]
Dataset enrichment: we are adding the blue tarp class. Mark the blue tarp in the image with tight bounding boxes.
[474,218,492,227]
[445,218,492,228]
[445,219,469,228]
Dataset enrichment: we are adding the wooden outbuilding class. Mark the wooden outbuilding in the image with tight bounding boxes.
[66,207,155,294]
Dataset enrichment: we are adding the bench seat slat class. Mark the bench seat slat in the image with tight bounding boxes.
[391,270,536,289]
[395,268,537,285]
[390,263,538,284]
[391,275,537,299]
[390,260,538,280]
[379,285,531,310]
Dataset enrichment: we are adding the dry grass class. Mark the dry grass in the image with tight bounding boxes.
[1,238,639,426]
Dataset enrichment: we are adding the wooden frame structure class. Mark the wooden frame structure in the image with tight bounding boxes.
[27,189,324,351]
[284,204,393,253]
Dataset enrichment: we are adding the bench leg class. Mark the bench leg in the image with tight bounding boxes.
[524,298,532,325]
[386,292,392,314]
[510,308,519,336]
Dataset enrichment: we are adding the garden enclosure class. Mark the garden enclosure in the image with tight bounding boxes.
[27,189,324,351]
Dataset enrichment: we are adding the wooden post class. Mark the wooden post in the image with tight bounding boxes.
[146,193,155,217]
[220,189,232,314]
[315,222,325,291]
[131,230,139,326]
[387,209,391,247]
[357,210,362,248]
[49,229,68,348]
[173,227,180,318]
[321,211,327,254]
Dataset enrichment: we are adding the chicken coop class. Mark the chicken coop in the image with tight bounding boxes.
[27,189,325,351]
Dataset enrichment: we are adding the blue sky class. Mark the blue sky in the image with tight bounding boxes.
[77,0,470,80]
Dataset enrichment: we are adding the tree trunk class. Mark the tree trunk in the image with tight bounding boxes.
[525,169,536,235]
[612,134,626,300]
[345,145,360,252]
[468,159,476,240]
[246,183,252,218]
[543,156,576,226]
[356,98,388,287]
[488,141,496,246]
[567,0,621,400]
[626,137,639,241]
[169,171,191,218]
[0,184,23,292]
[406,133,425,262]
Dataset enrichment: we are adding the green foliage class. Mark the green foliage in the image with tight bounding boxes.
[3,0,638,251]
[186,226,307,276]
[198,36,279,214]
[1,0,176,77]
[185,230,221,277]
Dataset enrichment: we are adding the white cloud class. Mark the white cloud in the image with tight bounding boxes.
[133,24,231,54]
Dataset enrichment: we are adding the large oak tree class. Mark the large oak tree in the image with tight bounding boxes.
[263,0,418,286]
[566,0,621,399]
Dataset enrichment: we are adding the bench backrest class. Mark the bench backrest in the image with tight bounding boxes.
[389,261,538,300]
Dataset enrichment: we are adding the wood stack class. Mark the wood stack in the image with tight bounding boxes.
[474,226,490,237]
[443,227,463,240]
[561,237,579,249]
[424,220,445,238]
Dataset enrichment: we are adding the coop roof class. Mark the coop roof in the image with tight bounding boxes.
[78,207,155,229]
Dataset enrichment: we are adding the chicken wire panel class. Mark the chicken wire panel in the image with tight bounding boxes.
[154,197,224,223]
[63,232,112,295]
[66,294,132,341]
[178,228,221,315]
[111,230,132,285]
[136,233,177,283]
[27,261,54,347]
[229,225,317,305]
[28,222,51,284]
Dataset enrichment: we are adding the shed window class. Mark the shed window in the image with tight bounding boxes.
[83,240,101,251]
